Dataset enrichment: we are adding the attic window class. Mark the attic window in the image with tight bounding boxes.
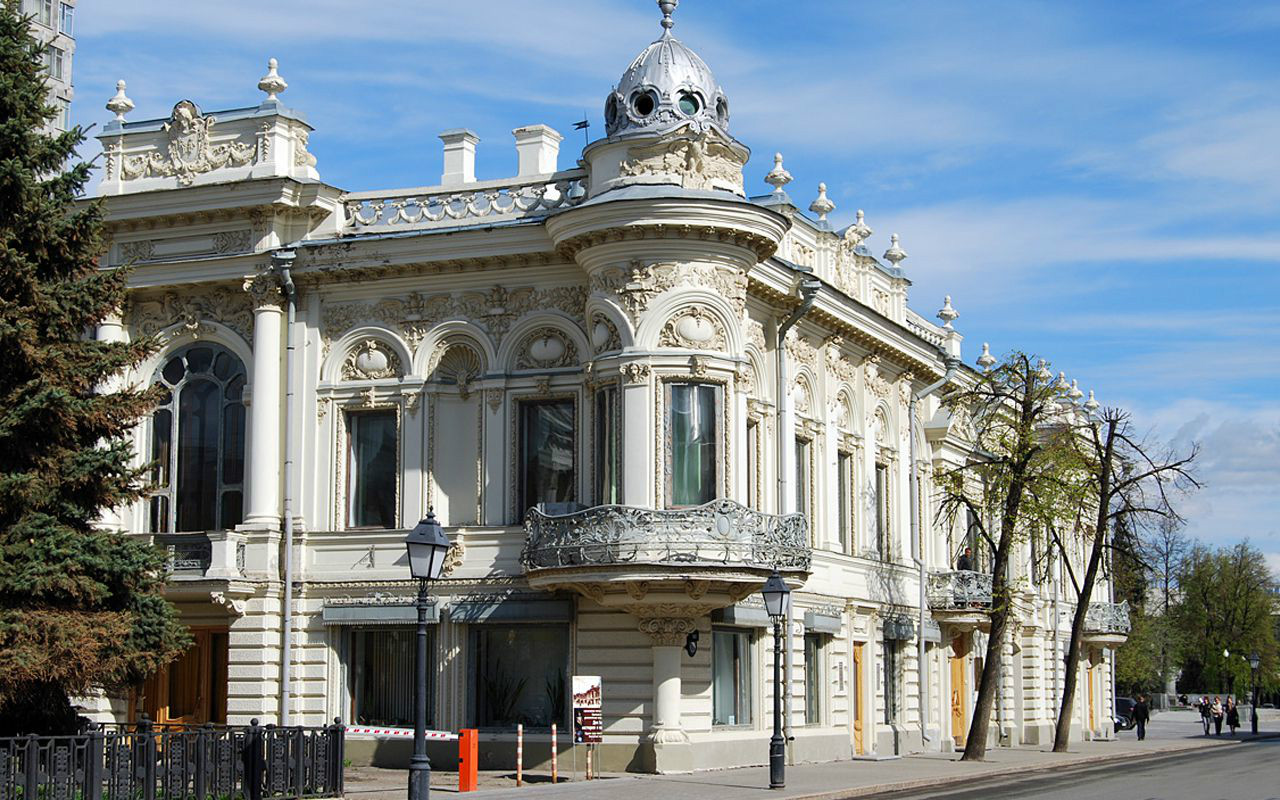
[632,90,657,118]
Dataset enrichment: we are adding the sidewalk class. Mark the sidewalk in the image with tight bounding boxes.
[343,712,1279,800]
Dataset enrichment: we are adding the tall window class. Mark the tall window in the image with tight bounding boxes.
[668,383,718,506]
[712,628,752,726]
[746,418,760,509]
[593,387,619,505]
[883,636,899,724]
[148,345,246,533]
[518,399,576,513]
[838,451,854,553]
[351,628,430,727]
[25,0,53,26]
[346,410,397,528]
[44,45,64,79]
[58,2,72,35]
[804,632,823,724]
[472,625,568,728]
[875,463,890,559]
[795,436,811,524]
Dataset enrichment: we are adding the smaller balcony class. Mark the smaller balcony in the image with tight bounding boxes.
[153,531,248,594]
[1084,600,1131,646]
[927,569,993,630]
[522,499,809,617]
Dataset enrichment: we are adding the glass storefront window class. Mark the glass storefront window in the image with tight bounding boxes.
[712,627,752,726]
[471,625,568,728]
[351,627,430,727]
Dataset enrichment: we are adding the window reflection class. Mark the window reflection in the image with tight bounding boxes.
[669,383,717,507]
[518,400,575,514]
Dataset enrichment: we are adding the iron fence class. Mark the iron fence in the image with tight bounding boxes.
[0,718,344,800]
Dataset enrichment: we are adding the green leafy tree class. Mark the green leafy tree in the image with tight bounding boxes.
[938,353,1081,761]
[0,2,187,733]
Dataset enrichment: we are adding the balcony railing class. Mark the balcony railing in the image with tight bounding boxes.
[521,499,810,573]
[154,532,246,578]
[1085,600,1131,635]
[341,169,588,234]
[927,569,994,610]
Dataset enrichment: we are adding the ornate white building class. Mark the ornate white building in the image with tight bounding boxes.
[87,2,1127,774]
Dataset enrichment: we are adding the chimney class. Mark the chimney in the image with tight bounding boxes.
[512,124,563,177]
[439,128,480,185]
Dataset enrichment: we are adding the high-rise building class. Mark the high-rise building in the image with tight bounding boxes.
[24,0,76,133]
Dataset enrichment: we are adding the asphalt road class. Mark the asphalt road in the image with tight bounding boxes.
[882,738,1280,800]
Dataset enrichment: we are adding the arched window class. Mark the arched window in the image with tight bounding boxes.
[148,345,247,533]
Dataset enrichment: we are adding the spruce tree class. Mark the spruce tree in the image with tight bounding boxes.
[0,2,187,733]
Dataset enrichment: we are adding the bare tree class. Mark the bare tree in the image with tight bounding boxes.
[1050,407,1198,752]
[1147,516,1190,694]
[938,353,1078,761]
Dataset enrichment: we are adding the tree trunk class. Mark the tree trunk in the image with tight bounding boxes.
[961,513,1016,761]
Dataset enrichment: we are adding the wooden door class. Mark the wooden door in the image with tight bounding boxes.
[852,642,864,755]
[137,628,228,726]
[950,635,968,747]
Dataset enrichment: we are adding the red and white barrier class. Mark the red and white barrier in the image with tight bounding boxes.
[345,725,459,740]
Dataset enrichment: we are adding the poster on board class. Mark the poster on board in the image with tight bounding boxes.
[572,675,603,744]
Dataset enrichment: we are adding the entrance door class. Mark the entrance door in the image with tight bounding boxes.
[1087,661,1096,733]
[950,634,968,747]
[137,628,229,726]
[851,642,864,755]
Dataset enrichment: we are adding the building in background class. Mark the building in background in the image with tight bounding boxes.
[82,3,1127,774]
[24,0,75,133]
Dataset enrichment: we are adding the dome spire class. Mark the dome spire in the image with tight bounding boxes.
[658,0,678,34]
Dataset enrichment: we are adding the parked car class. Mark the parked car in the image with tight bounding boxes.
[1114,697,1137,731]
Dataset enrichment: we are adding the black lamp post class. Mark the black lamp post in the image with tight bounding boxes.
[1249,651,1261,735]
[761,571,791,790]
[404,510,452,800]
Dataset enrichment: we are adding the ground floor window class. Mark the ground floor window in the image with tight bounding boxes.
[883,636,900,724]
[351,627,430,727]
[712,627,753,726]
[805,632,824,724]
[471,625,568,728]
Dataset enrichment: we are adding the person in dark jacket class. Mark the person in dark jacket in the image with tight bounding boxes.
[1226,696,1240,735]
[957,547,974,571]
[1133,694,1150,740]
[1198,695,1212,735]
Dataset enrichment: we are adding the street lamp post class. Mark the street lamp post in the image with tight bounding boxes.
[1249,651,1261,736]
[404,510,452,800]
[761,572,792,790]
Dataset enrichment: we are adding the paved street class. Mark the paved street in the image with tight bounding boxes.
[883,737,1280,799]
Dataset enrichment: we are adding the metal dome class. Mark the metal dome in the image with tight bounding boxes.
[604,0,729,138]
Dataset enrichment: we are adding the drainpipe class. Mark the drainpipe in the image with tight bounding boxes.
[910,354,960,747]
[273,248,298,727]
[775,272,821,749]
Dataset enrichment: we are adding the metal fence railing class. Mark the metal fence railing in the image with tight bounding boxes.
[0,718,344,800]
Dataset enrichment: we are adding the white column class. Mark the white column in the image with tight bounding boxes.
[621,364,652,507]
[95,311,128,532]
[651,644,685,740]
[243,280,284,528]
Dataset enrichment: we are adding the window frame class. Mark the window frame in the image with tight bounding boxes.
[343,407,401,530]
[711,626,754,727]
[515,396,578,518]
[794,435,812,527]
[883,635,899,725]
[592,384,621,506]
[469,623,570,730]
[58,2,72,35]
[147,344,247,534]
[804,631,825,725]
[349,626,433,728]
[874,462,891,559]
[663,380,724,508]
[837,450,855,554]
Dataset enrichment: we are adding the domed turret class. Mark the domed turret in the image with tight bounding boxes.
[604,0,729,138]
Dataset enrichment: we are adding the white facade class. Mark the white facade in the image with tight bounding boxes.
[86,8,1126,774]
[24,0,75,133]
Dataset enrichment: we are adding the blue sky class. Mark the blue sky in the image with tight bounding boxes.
[70,1,1280,571]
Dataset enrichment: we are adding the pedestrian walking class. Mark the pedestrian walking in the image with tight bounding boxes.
[1133,694,1150,741]
[1211,696,1224,735]
[1226,696,1240,736]
[1198,696,1212,735]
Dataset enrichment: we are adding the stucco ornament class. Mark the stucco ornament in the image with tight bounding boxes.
[591,260,746,324]
[619,129,747,194]
[659,306,726,350]
[621,362,651,384]
[864,355,892,400]
[122,100,257,185]
[342,339,402,381]
[516,328,578,370]
[590,313,622,354]
[129,288,253,345]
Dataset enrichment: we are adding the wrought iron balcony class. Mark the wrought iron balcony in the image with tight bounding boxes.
[154,531,246,579]
[1085,600,1131,636]
[342,169,588,234]
[927,569,994,610]
[521,499,810,574]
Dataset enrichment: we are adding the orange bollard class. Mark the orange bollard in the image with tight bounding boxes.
[550,723,558,783]
[516,723,523,787]
[458,729,479,793]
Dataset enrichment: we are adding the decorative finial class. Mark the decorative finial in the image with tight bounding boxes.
[658,0,678,32]
[1036,359,1052,382]
[106,80,133,122]
[883,233,907,266]
[937,295,958,329]
[1084,390,1099,413]
[809,182,835,221]
[845,208,873,244]
[1069,378,1084,402]
[765,152,792,195]
[258,57,287,102]
[977,342,997,371]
